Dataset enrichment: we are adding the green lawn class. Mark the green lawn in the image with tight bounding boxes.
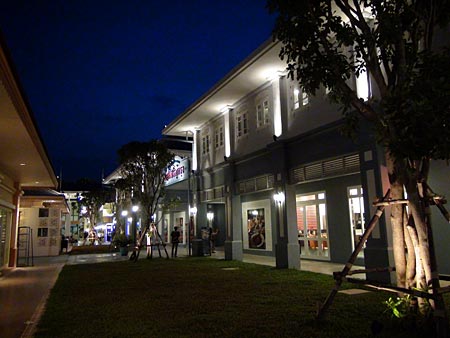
[35,258,447,337]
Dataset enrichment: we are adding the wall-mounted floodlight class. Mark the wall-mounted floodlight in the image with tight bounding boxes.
[189,206,197,216]
[207,212,214,221]
[273,191,285,204]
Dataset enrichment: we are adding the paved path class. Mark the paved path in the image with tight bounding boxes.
[0,256,67,338]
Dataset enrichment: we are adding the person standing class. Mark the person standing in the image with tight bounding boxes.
[171,226,180,258]
[210,227,219,253]
[146,231,152,258]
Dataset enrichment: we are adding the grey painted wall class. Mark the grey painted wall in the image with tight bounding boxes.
[428,160,450,275]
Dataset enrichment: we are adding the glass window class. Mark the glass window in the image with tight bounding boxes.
[302,91,309,106]
[298,194,316,202]
[202,134,210,154]
[236,111,248,138]
[256,98,270,128]
[296,191,329,260]
[348,186,365,258]
[38,228,48,237]
[215,126,223,149]
[39,208,49,218]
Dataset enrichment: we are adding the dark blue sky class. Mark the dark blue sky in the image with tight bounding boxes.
[0,0,276,183]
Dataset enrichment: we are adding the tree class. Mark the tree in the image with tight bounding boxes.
[79,185,114,244]
[116,140,174,261]
[268,0,450,333]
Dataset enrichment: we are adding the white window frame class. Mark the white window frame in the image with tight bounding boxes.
[347,186,365,258]
[214,125,224,149]
[293,87,309,112]
[202,134,210,155]
[296,191,330,260]
[302,91,309,106]
[236,110,248,139]
[256,98,270,128]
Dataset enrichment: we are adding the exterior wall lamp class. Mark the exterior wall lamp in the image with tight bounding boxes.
[189,206,197,216]
[273,191,285,204]
[207,212,214,222]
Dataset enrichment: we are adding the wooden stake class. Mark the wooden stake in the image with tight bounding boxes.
[316,189,390,320]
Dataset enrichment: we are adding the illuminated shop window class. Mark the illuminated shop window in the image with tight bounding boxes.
[296,192,329,260]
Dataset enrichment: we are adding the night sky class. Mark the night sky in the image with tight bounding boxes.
[0,0,276,183]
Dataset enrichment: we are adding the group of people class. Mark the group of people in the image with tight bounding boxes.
[145,224,219,258]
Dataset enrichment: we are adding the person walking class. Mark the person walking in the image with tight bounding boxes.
[171,226,180,258]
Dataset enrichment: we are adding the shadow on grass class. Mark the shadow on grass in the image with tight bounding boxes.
[35,258,448,337]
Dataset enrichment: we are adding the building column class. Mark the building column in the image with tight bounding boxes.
[223,162,243,261]
[8,183,21,267]
[270,142,300,269]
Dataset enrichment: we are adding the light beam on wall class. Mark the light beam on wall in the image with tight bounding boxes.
[221,106,232,157]
[192,130,198,171]
[272,78,282,137]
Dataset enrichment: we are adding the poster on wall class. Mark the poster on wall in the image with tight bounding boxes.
[247,208,266,249]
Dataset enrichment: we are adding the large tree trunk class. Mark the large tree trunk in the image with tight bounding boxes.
[386,152,407,288]
[404,158,447,335]
[403,213,417,289]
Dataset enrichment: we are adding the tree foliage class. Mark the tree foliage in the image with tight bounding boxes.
[116,140,174,230]
[268,1,450,332]
[267,0,450,161]
[79,185,114,228]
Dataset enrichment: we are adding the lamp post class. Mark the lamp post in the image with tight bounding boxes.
[189,206,197,256]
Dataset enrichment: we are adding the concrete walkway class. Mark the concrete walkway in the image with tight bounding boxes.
[0,256,68,338]
[0,247,359,338]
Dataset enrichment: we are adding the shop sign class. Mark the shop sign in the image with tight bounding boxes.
[165,156,189,186]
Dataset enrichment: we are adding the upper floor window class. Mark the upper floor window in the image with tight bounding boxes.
[302,91,309,106]
[293,87,309,111]
[256,98,270,128]
[202,134,210,155]
[215,126,224,149]
[236,111,248,138]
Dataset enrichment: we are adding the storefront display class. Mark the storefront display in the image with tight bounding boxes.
[242,200,272,251]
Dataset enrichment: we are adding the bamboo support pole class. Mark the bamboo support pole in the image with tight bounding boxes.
[316,189,391,320]
[345,266,395,276]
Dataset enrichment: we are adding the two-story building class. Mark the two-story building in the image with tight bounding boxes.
[162,38,450,281]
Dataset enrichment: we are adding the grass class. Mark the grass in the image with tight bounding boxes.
[35,257,449,338]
